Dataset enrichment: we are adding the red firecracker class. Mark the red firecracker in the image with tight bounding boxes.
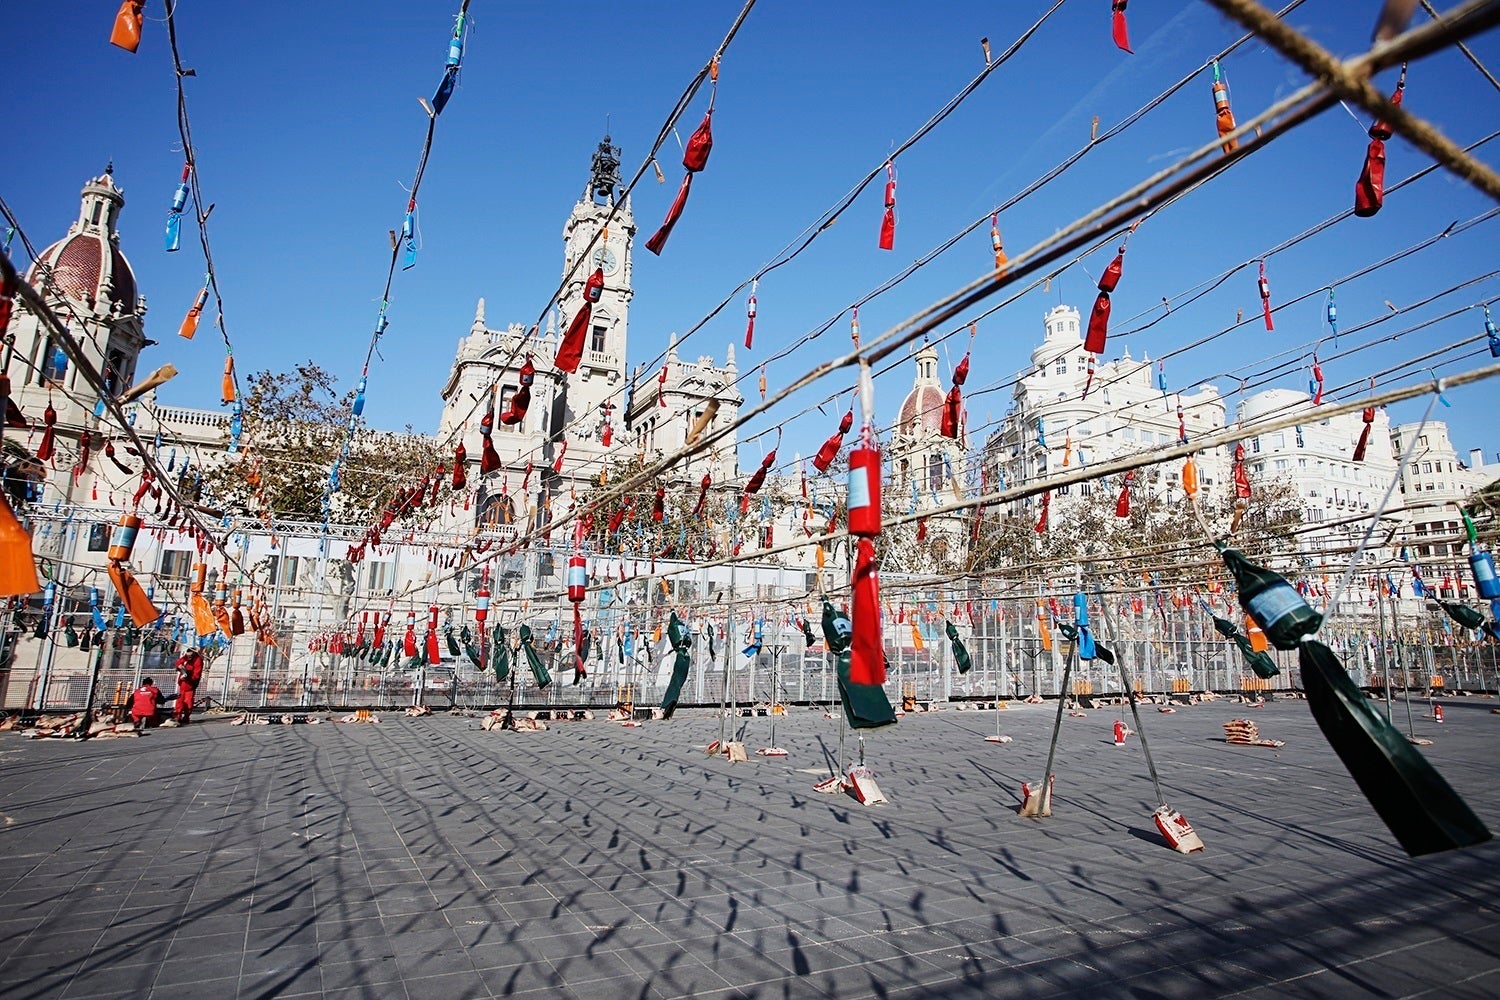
[812,410,853,473]
[555,268,606,374]
[1354,404,1376,462]
[744,283,757,350]
[1233,443,1252,498]
[479,407,501,474]
[1112,0,1132,53]
[692,474,711,518]
[1311,359,1324,405]
[1085,245,1125,355]
[1355,66,1406,217]
[1036,490,1050,533]
[403,612,417,659]
[652,484,666,522]
[740,449,776,514]
[1257,260,1274,331]
[500,356,535,425]
[941,351,969,440]
[451,443,467,490]
[878,161,897,251]
[646,98,715,255]
[36,401,57,462]
[424,606,441,664]
[850,537,885,685]
[1116,470,1134,517]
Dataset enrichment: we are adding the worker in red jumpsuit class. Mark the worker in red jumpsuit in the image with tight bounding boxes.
[174,649,205,724]
[131,677,163,732]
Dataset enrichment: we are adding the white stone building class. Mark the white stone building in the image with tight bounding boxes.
[1390,420,1497,601]
[986,304,1229,515]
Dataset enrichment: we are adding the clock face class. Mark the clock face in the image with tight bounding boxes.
[592,245,619,276]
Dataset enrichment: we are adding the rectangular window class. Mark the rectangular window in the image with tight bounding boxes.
[1123,428,1136,441]
[365,561,393,592]
[158,550,194,580]
[1270,432,1285,449]
[277,556,302,587]
[1251,437,1261,453]
[1422,462,1432,474]
[1054,356,1067,375]
[590,324,607,353]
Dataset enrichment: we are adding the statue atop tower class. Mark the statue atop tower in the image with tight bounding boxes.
[588,135,622,205]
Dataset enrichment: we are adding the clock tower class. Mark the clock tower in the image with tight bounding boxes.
[437,137,637,497]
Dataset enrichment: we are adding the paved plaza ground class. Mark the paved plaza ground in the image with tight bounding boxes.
[0,695,1497,999]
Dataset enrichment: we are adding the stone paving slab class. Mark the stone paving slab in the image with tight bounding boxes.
[0,696,1497,998]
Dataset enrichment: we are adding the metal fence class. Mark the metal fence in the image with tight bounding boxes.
[7,607,1496,716]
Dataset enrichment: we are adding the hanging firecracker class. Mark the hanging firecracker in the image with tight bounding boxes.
[1035,490,1050,533]
[1116,469,1135,517]
[647,60,717,255]
[221,357,236,405]
[1486,306,1500,359]
[1233,443,1252,499]
[740,447,777,514]
[431,8,468,116]
[35,401,56,462]
[555,269,606,374]
[1085,243,1125,355]
[451,442,467,490]
[813,409,853,473]
[1211,60,1237,154]
[400,200,419,271]
[744,281,757,350]
[691,474,712,518]
[1257,260,1274,330]
[941,345,970,440]
[479,401,501,474]
[110,0,145,52]
[1182,455,1200,498]
[165,164,190,253]
[878,161,897,251]
[1353,388,1376,462]
[991,213,1008,276]
[179,285,207,340]
[1310,357,1324,405]
[1355,65,1407,217]
[500,356,535,425]
[1111,0,1132,53]
[568,548,588,684]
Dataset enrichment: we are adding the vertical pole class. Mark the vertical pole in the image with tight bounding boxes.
[719,563,735,747]
[1376,580,1392,721]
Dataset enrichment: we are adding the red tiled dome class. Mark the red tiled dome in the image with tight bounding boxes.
[28,233,136,308]
[898,385,945,436]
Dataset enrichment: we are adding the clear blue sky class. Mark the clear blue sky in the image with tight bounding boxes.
[7,1,1500,470]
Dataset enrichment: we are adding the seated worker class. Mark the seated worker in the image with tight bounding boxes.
[131,677,164,731]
